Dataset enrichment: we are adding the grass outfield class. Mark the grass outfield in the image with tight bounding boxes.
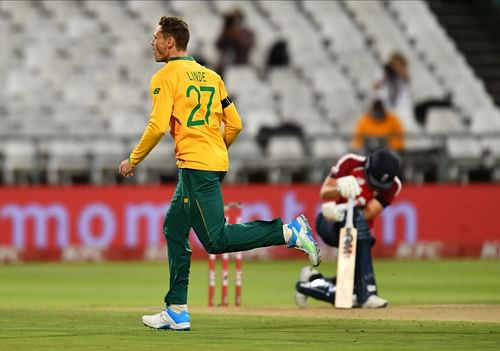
[0,260,499,350]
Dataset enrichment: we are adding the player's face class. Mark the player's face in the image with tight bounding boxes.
[151,26,171,62]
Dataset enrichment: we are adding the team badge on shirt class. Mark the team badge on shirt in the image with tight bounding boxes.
[153,88,161,94]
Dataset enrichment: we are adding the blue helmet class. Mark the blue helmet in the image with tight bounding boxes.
[365,148,400,190]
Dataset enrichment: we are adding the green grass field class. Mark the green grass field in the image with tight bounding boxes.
[0,260,499,351]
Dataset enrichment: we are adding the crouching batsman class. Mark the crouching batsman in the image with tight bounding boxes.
[295,148,402,308]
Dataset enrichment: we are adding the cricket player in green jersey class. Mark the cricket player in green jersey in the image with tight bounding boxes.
[118,16,320,331]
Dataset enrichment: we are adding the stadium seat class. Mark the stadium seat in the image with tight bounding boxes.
[0,0,36,26]
[445,135,483,182]
[43,139,91,185]
[265,135,308,183]
[242,108,281,138]
[2,139,39,185]
[88,138,128,184]
[303,0,365,53]
[108,107,149,139]
[267,67,320,124]
[481,136,500,161]
[409,61,447,103]
[126,0,167,24]
[224,66,274,115]
[0,115,16,138]
[309,136,349,182]
[470,107,500,134]
[227,136,267,183]
[481,136,500,181]
[41,0,81,24]
[424,109,466,136]
[298,113,336,139]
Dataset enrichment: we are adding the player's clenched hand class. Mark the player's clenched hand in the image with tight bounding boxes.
[119,159,135,177]
[336,175,361,199]
[321,202,345,222]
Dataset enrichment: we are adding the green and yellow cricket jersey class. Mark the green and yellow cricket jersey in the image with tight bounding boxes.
[129,56,242,171]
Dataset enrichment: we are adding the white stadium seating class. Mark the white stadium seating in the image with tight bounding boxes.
[0,0,498,184]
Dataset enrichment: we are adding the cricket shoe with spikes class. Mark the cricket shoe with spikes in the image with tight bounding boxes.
[287,215,321,267]
[142,307,191,331]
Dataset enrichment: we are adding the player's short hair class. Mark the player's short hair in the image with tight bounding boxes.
[159,16,189,50]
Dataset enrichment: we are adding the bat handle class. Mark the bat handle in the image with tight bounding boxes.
[345,197,355,228]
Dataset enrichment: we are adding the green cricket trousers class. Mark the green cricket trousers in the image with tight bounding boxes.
[163,168,285,305]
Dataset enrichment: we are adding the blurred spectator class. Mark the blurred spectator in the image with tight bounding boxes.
[373,52,411,125]
[352,99,404,154]
[215,8,255,76]
[374,51,452,128]
[266,38,290,71]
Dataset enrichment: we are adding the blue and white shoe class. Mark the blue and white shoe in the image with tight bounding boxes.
[287,215,321,267]
[142,307,191,331]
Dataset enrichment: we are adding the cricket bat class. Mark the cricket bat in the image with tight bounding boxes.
[335,197,357,309]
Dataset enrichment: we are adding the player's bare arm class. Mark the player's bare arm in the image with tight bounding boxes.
[362,199,384,220]
[320,176,341,200]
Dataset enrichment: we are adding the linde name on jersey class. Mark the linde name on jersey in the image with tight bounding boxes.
[186,71,207,82]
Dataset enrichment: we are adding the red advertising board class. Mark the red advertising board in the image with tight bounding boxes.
[0,184,499,261]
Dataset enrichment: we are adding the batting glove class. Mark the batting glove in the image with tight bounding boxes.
[321,202,346,222]
[336,175,361,199]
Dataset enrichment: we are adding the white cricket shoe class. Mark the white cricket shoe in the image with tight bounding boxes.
[142,308,191,331]
[295,266,320,308]
[361,295,388,309]
[295,290,308,308]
